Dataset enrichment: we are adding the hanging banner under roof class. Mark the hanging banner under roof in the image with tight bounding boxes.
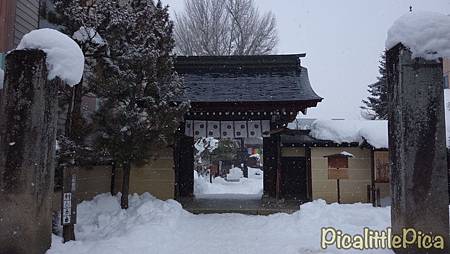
[207,121,221,138]
[185,120,271,139]
[261,120,271,137]
[194,121,207,138]
[234,121,248,138]
[221,121,234,139]
[248,120,262,138]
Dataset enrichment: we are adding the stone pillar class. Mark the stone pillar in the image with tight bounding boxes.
[387,44,449,253]
[0,50,60,254]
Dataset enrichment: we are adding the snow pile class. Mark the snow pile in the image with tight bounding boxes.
[61,193,188,243]
[310,120,388,149]
[73,27,105,45]
[16,28,84,86]
[48,193,393,254]
[194,169,263,197]
[386,11,450,60]
[0,68,4,89]
[226,167,243,181]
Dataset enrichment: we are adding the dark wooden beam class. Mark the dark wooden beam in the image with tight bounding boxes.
[0,0,17,52]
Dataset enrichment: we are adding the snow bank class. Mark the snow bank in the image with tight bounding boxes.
[16,28,84,86]
[226,167,243,181]
[310,120,388,149]
[48,193,393,254]
[0,68,4,89]
[386,11,450,60]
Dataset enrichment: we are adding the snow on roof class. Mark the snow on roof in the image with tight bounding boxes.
[0,68,4,89]
[16,28,84,86]
[386,11,450,60]
[309,119,389,149]
[340,151,354,157]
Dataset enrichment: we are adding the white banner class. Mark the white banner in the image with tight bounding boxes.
[234,121,248,138]
[194,121,207,138]
[248,120,262,138]
[261,120,271,137]
[221,121,234,139]
[207,121,221,138]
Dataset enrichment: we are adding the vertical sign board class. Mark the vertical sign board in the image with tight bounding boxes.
[325,153,351,203]
[373,151,389,183]
[61,168,77,225]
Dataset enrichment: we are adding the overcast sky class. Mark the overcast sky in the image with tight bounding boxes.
[162,0,450,119]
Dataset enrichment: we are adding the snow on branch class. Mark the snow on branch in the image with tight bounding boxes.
[386,11,450,60]
[16,28,85,86]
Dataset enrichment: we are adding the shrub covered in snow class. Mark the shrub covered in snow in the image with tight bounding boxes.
[386,11,450,59]
[16,28,84,86]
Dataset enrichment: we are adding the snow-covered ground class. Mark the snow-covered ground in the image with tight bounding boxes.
[194,167,263,198]
[47,193,394,254]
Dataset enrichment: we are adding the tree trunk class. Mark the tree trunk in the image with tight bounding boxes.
[64,82,83,138]
[110,162,116,196]
[0,50,60,254]
[120,161,131,209]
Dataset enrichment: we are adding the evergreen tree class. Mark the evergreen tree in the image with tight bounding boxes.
[361,52,388,120]
[92,0,187,209]
[45,0,116,190]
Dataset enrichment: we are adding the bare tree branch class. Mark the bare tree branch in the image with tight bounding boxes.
[174,0,278,56]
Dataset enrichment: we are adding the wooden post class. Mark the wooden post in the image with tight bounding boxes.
[61,167,77,242]
[110,162,116,195]
[336,179,341,204]
[275,134,282,201]
[0,50,60,254]
[387,44,449,253]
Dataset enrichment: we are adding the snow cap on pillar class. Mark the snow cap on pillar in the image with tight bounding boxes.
[16,28,85,86]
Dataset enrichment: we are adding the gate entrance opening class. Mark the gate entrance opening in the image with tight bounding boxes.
[193,137,264,199]
[173,54,322,211]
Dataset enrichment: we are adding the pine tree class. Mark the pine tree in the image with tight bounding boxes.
[92,0,187,209]
[46,0,116,191]
[361,52,388,120]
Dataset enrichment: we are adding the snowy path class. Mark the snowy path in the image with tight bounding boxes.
[48,193,394,254]
[194,167,264,198]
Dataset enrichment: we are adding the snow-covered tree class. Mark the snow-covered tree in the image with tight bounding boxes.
[174,0,278,56]
[91,0,187,209]
[361,52,388,120]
